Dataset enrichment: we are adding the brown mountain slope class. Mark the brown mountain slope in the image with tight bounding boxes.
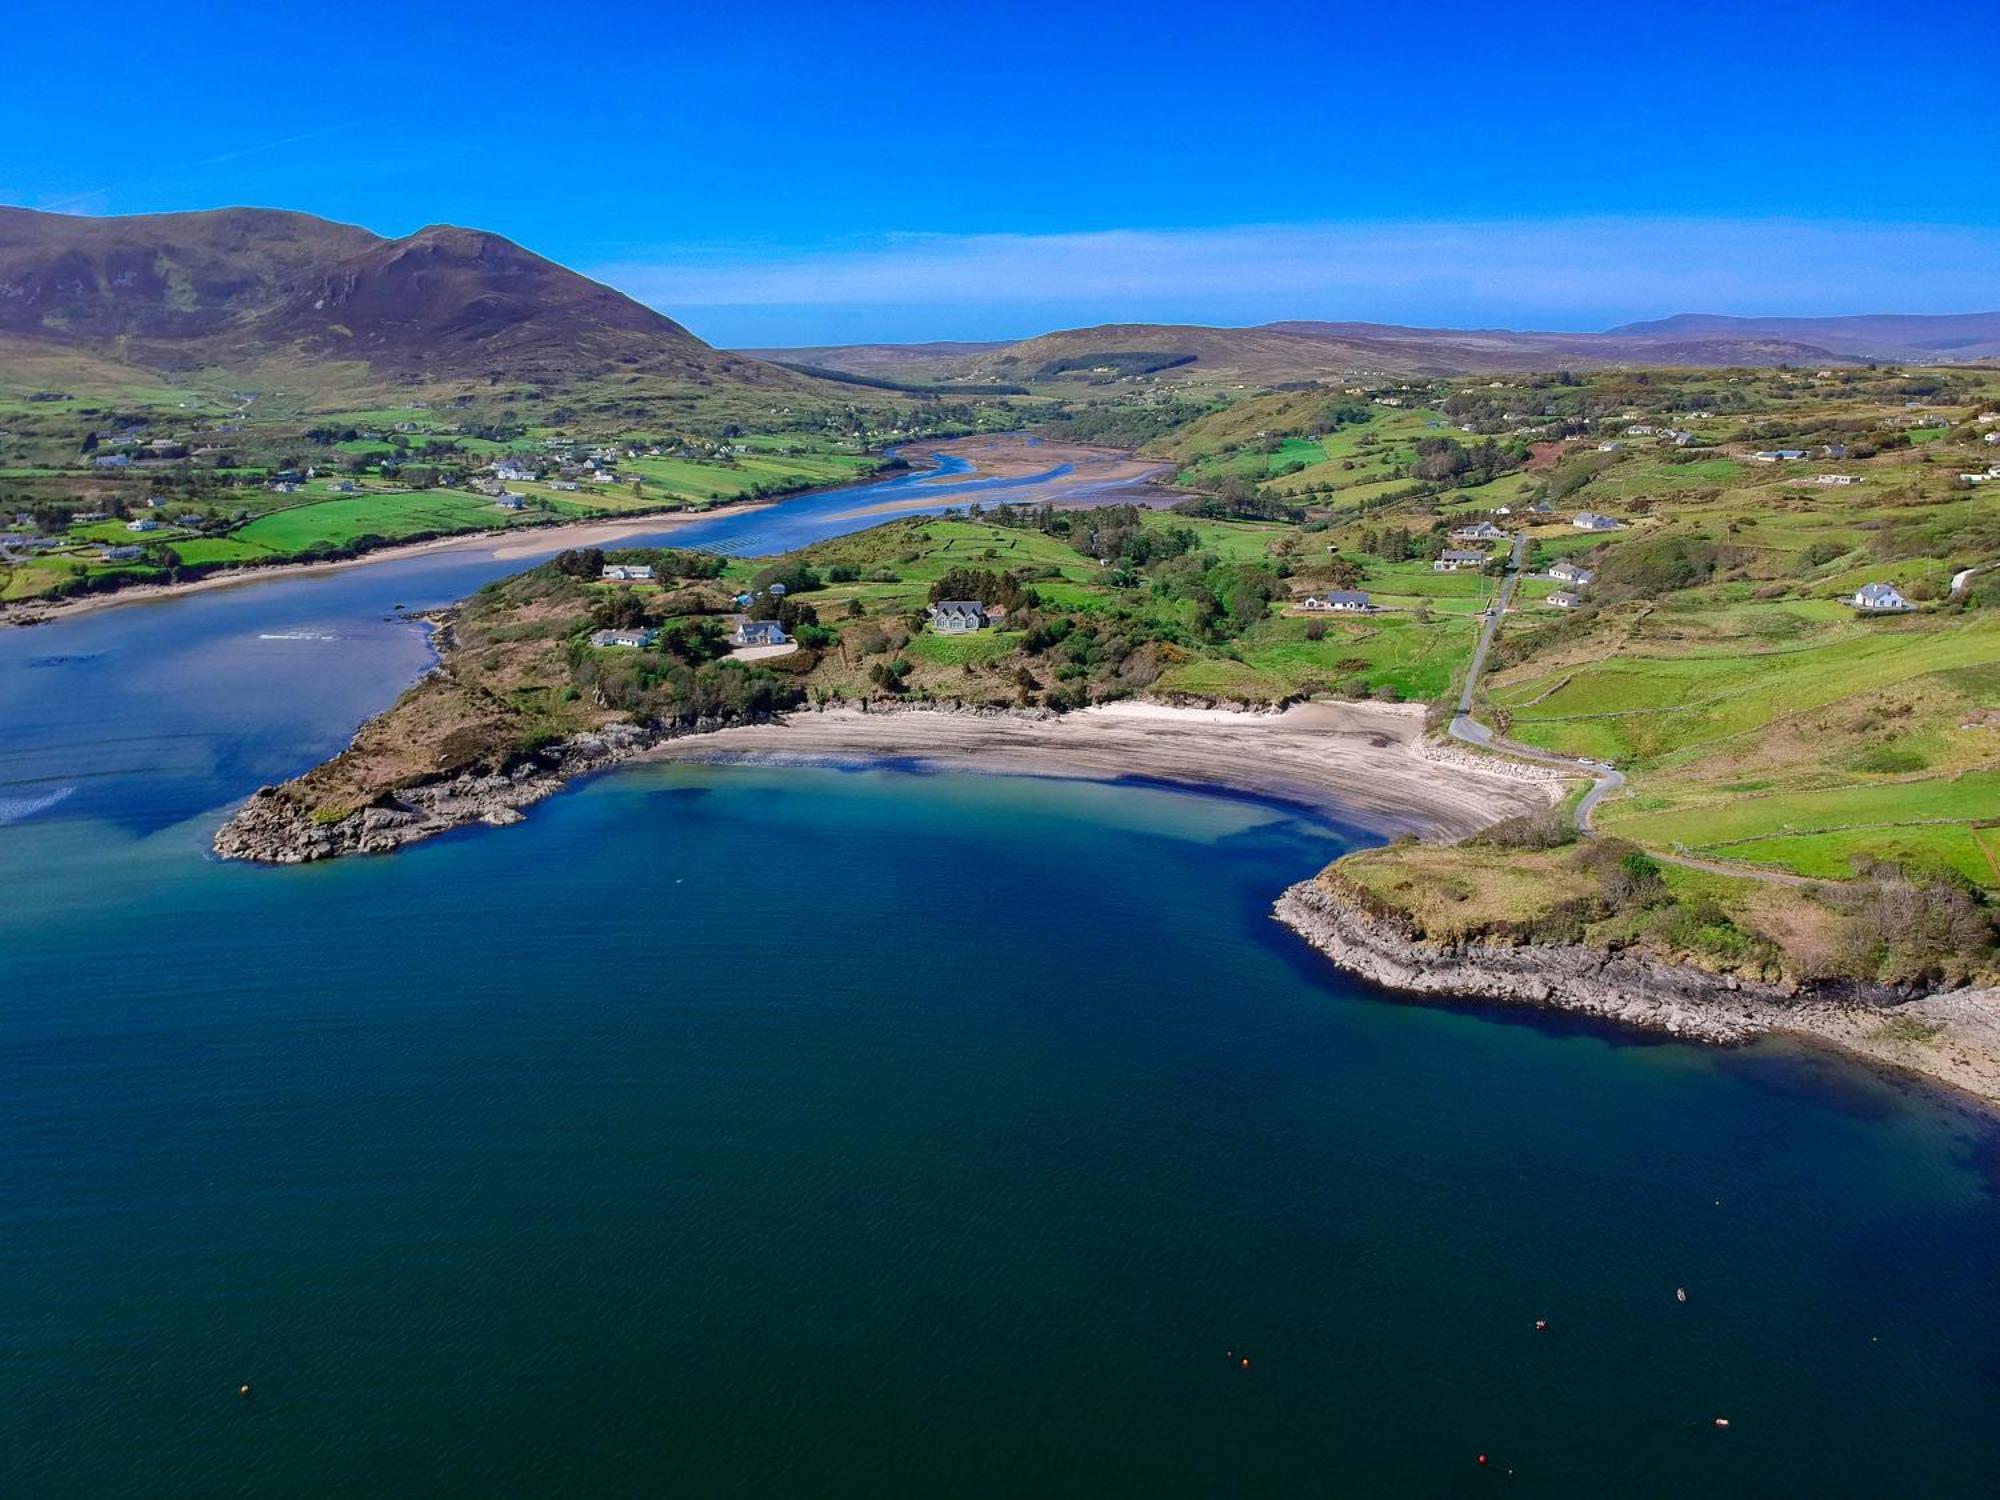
[943,320,1849,385]
[0,205,801,389]
[1605,312,2000,362]
[0,205,377,345]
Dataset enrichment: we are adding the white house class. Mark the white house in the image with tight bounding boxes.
[601,564,655,582]
[1815,474,1861,486]
[550,480,581,491]
[101,544,145,561]
[1451,521,1506,542]
[495,493,527,511]
[733,619,792,648]
[493,459,538,483]
[1547,590,1583,610]
[589,627,659,649]
[1572,512,1621,531]
[1435,549,1488,572]
[1596,441,1623,452]
[929,600,989,634]
[1301,590,1371,613]
[1549,560,1595,585]
[125,517,161,532]
[1752,449,1808,463]
[1848,582,1914,613]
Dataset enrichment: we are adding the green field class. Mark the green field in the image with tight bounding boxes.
[233,492,541,551]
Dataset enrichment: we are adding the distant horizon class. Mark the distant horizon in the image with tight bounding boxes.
[17,197,2000,353]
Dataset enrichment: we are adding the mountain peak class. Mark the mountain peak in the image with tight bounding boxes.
[0,204,801,389]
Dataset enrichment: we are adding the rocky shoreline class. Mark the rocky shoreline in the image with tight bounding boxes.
[209,702,1076,864]
[213,717,734,863]
[1273,876,2000,1107]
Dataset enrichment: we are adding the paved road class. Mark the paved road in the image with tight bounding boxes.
[1443,530,1810,888]
[1446,530,1626,827]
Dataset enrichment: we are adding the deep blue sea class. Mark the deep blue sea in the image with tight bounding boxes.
[3,457,1998,1495]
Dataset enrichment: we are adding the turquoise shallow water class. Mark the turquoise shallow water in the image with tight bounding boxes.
[3,763,1999,1496]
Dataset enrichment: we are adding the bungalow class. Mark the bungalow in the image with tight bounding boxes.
[329,480,359,493]
[143,494,168,508]
[101,544,144,561]
[1434,549,1488,572]
[1526,499,1553,515]
[495,493,527,511]
[125,517,161,532]
[1596,441,1623,453]
[1752,449,1808,463]
[1547,591,1583,610]
[1819,443,1849,460]
[550,480,581,491]
[732,619,792,648]
[1624,424,1655,436]
[1848,582,1914,613]
[492,459,538,483]
[601,564,655,582]
[1549,560,1596,585]
[589,627,659,649]
[1450,521,1506,542]
[929,599,989,634]
[93,454,131,469]
[1302,590,1371,613]
[1815,474,1861,486]
[1572,512,1621,531]
[766,582,788,598]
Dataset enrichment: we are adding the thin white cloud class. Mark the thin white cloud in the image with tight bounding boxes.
[591,217,2000,336]
[193,120,362,169]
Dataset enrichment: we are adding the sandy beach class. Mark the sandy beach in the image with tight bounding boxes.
[644,700,1559,839]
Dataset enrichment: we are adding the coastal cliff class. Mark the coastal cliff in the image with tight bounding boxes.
[1273,874,2000,1106]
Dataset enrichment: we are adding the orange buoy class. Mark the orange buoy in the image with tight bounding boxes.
[1240,1357,1250,1369]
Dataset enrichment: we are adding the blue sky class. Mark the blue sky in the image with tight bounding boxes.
[4,0,1996,345]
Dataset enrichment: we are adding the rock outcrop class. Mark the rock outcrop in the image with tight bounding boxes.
[1273,876,2000,1107]
[1271,877,1801,1042]
[214,718,720,863]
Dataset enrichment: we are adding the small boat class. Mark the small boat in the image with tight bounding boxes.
[1677,1287,1688,1303]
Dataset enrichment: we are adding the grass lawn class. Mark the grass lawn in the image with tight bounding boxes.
[904,629,1023,666]
[1712,824,2000,889]
[232,492,537,552]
